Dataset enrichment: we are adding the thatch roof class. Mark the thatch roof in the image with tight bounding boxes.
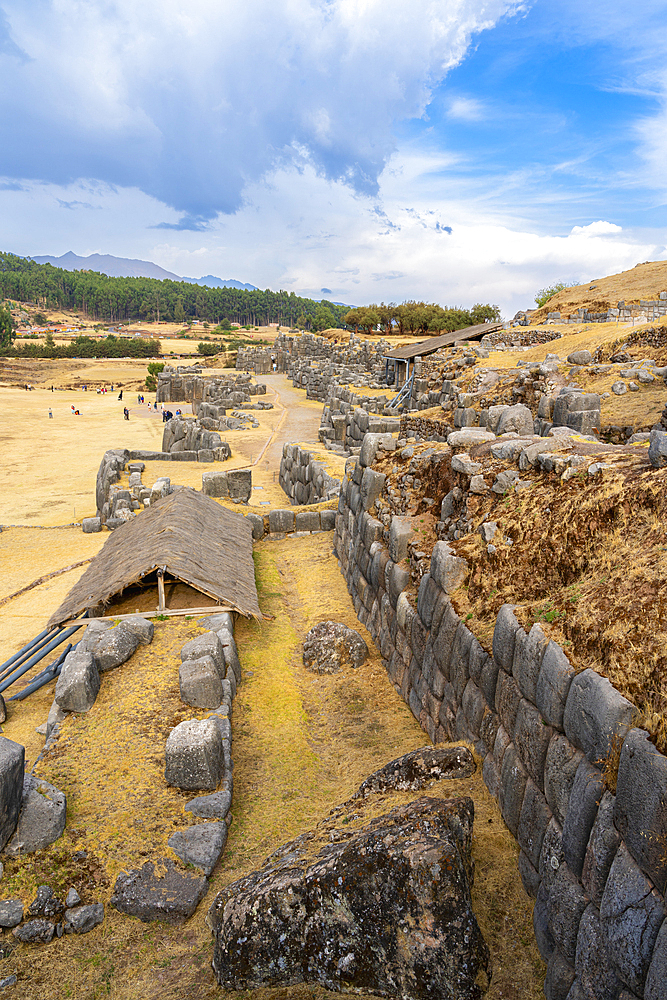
[48,488,261,626]
[382,323,503,361]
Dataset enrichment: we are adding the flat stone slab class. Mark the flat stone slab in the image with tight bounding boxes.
[4,775,66,857]
[165,718,224,791]
[168,822,228,876]
[353,746,476,799]
[110,859,208,923]
[209,796,489,998]
[64,902,105,934]
[185,790,232,819]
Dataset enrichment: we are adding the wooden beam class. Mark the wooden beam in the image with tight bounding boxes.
[157,570,166,612]
[59,606,237,627]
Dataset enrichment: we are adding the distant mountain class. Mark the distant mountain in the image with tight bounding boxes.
[30,251,257,290]
[182,274,258,291]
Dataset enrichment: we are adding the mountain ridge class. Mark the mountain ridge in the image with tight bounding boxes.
[30,251,258,291]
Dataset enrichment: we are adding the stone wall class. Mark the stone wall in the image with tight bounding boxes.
[546,294,667,325]
[157,369,266,407]
[243,506,336,541]
[332,435,667,1000]
[318,390,401,455]
[162,417,233,460]
[278,444,342,505]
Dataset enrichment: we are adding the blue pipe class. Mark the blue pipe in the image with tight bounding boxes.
[8,643,73,701]
[0,627,54,679]
[0,624,84,694]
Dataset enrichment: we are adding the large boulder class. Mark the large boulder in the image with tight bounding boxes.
[353,745,476,799]
[209,796,490,998]
[302,621,368,674]
[111,859,208,923]
[3,775,66,857]
[0,738,24,852]
[496,404,534,437]
[165,718,224,791]
[55,649,100,713]
[87,623,140,672]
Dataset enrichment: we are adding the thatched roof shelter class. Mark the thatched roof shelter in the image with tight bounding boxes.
[48,488,261,626]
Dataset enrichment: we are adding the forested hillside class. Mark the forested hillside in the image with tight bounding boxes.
[0,252,346,328]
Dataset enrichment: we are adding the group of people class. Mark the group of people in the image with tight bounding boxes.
[161,409,176,422]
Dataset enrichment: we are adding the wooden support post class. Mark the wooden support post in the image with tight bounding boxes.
[157,570,165,613]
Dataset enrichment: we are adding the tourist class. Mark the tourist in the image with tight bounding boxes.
[118,390,123,400]
[124,407,129,420]
[48,408,53,418]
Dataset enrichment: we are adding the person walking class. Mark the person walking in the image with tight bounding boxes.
[48,408,53,418]
[118,390,123,400]
[124,407,129,420]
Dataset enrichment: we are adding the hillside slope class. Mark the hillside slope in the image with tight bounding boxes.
[532,259,667,322]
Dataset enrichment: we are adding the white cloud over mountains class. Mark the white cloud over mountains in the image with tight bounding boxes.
[0,0,522,225]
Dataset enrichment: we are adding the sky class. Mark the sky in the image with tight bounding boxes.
[1,0,666,317]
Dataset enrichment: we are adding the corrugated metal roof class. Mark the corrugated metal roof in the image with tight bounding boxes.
[382,323,502,361]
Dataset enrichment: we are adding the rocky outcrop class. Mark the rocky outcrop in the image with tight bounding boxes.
[209,795,490,999]
[302,621,368,674]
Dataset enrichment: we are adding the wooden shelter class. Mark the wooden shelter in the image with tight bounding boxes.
[48,488,261,627]
[383,322,503,387]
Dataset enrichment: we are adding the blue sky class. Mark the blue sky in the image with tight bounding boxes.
[0,0,666,315]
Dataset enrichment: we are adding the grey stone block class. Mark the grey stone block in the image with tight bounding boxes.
[268,508,295,533]
[0,900,23,928]
[121,615,154,645]
[461,680,485,737]
[416,573,439,629]
[493,604,520,672]
[534,881,555,961]
[55,649,100,712]
[645,919,667,1000]
[545,948,576,1000]
[563,668,635,766]
[245,512,265,540]
[389,516,413,563]
[0,738,24,852]
[513,623,548,702]
[411,614,429,668]
[388,563,410,607]
[179,657,224,709]
[226,469,252,502]
[600,842,665,994]
[320,509,336,531]
[648,429,667,468]
[360,467,386,511]
[168,821,228,876]
[514,697,552,791]
[498,744,528,836]
[3,775,66,857]
[539,818,565,893]
[450,624,473,701]
[202,471,229,497]
[536,641,576,730]
[90,623,140,672]
[518,850,540,898]
[479,709,499,756]
[295,510,320,532]
[562,759,605,877]
[547,862,589,963]
[63,902,104,934]
[432,602,460,677]
[165,718,224,791]
[181,632,225,678]
[496,403,534,436]
[478,655,499,709]
[495,669,522,735]
[493,724,511,772]
[216,628,242,684]
[482,754,499,797]
[198,449,215,462]
[517,777,552,869]
[46,698,67,740]
[185,790,232,819]
[573,905,622,1000]
[544,734,584,827]
[429,541,468,594]
[82,517,102,533]
[359,432,393,467]
[582,791,620,906]
[613,728,667,894]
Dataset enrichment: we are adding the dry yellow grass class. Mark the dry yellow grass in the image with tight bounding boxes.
[531,260,667,323]
[0,534,544,999]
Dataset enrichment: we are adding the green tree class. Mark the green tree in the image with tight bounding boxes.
[33,311,48,326]
[174,297,185,324]
[197,342,219,356]
[535,282,577,309]
[0,305,15,348]
[145,361,165,390]
[470,303,501,324]
[44,331,55,350]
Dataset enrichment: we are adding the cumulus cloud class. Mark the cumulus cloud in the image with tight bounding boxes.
[0,0,521,221]
[570,221,623,236]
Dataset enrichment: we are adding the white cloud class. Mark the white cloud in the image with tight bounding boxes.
[570,221,623,236]
[0,0,521,223]
[447,96,486,120]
